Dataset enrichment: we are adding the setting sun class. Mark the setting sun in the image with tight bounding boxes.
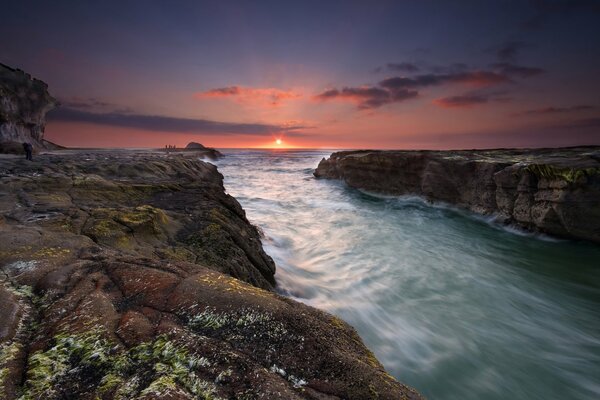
[275,138,282,145]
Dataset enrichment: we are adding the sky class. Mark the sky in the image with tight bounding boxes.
[2,0,600,149]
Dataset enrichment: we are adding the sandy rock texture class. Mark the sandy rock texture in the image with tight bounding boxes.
[315,147,600,243]
[0,150,421,400]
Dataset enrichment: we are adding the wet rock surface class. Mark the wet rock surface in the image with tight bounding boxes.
[314,147,600,243]
[0,150,421,400]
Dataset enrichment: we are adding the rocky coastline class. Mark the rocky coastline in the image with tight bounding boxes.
[0,151,421,400]
[314,148,600,243]
[0,64,422,399]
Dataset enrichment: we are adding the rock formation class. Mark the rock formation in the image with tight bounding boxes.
[0,63,58,152]
[315,147,600,243]
[162,142,223,160]
[185,142,206,149]
[0,151,421,399]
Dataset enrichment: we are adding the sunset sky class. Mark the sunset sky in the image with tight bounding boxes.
[2,1,599,149]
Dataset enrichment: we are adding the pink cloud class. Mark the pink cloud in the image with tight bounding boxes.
[195,86,302,106]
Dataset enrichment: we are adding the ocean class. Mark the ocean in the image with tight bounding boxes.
[213,149,600,400]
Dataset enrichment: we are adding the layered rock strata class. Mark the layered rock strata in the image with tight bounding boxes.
[315,148,600,243]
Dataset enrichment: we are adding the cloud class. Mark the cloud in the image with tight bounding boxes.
[316,61,543,109]
[491,62,544,78]
[433,91,512,108]
[433,95,490,108]
[314,86,418,109]
[195,86,301,106]
[517,105,596,115]
[58,97,133,114]
[47,108,310,136]
[380,70,513,89]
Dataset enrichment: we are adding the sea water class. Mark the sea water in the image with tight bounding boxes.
[214,149,600,400]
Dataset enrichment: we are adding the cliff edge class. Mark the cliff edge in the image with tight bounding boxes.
[0,63,58,152]
[315,147,600,243]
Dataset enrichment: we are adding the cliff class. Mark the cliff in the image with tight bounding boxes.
[315,147,600,243]
[0,63,58,151]
[0,151,421,399]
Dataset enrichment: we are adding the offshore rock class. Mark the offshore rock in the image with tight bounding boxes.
[0,63,58,152]
[161,142,223,160]
[0,150,422,400]
[315,147,600,243]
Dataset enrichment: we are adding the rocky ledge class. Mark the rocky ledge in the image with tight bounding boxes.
[0,150,421,400]
[315,147,600,243]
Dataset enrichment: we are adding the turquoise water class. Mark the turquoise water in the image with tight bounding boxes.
[215,149,600,400]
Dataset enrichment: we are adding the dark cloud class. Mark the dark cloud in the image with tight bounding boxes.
[59,97,134,114]
[433,95,489,108]
[314,87,418,109]
[517,105,596,115]
[491,62,545,78]
[317,56,544,110]
[47,108,310,136]
[380,70,512,90]
[315,64,543,109]
[433,91,512,108]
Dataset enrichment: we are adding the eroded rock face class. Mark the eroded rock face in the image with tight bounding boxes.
[0,151,422,400]
[0,63,58,151]
[315,148,600,243]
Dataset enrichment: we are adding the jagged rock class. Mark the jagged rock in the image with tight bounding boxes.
[0,151,422,400]
[314,147,600,243]
[0,63,58,152]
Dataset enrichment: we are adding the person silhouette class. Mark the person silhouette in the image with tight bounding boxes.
[22,142,33,161]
